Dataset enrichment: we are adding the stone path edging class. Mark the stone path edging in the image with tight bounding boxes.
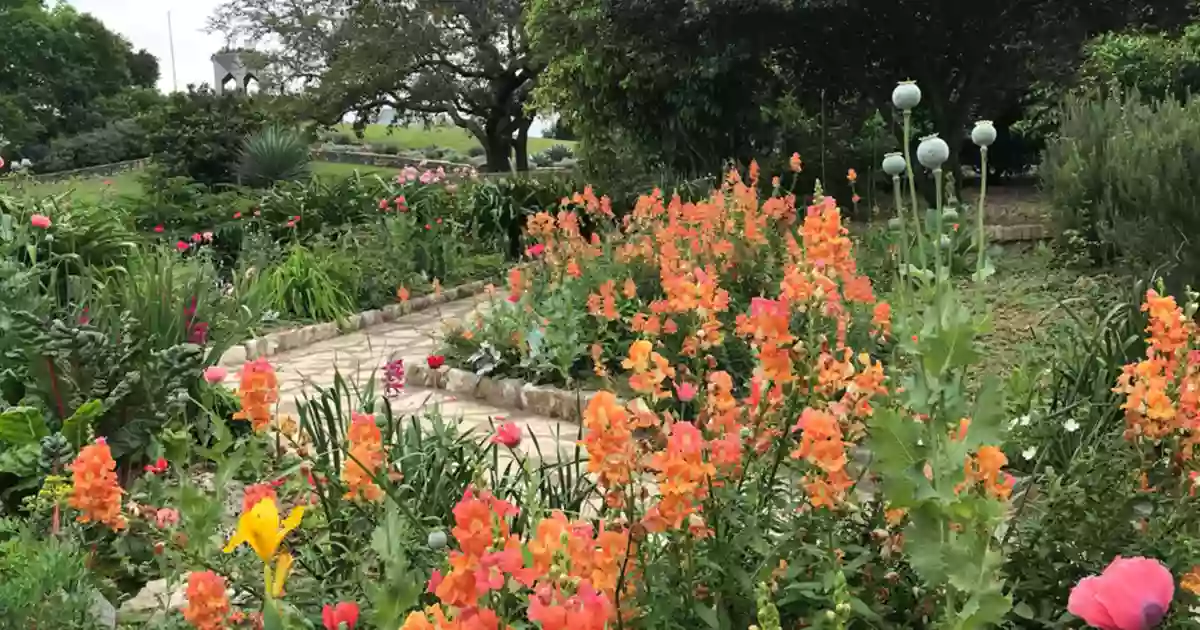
[218,280,490,367]
[405,362,598,423]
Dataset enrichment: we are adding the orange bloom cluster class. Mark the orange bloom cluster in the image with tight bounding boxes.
[957,445,1015,500]
[183,570,230,630]
[232,358,279,432]
[69,437,126,531]
[581,392,639,507]
[791,409,853,508]
[1114,289,1200,453]
[423,487,631,629]
[622,340,675,399]
[644,422,715,532]
[343,412,385,502]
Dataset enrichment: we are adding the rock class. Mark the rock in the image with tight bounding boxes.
[381,304,404,321]
[361,309,383,328]
[118,576,189,621]
[243,339,263,360]
[89,589,116,629]
[430,366,449,389]
[409,296,431,312]
[406,362,432,387]
[311,322,339,343]
[478,377,521,408]
[444,368,481,394]
[521,384,560,417]
[219,344,246,367]
[557,390,597,422]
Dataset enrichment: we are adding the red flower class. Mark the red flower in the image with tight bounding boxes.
[191,233,203,243]
[322,602,360,630]
[176,241,190,252]
[153,224,164,233]
[233,212,242,219]
[491,422,522,448]
[526,243,546,257]
[674,381,698,402]
[30,214,52,229]
[424,224,432,230]
[143,457,168,474]
[378,198,389,210]
[1069,556,1174,630]
[436,218,443,224]
[427,355,446,369]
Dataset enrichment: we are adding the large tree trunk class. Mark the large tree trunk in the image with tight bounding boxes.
[514,117,532,171]
[482,118,512,172]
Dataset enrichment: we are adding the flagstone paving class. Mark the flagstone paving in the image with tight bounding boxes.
[263,295,581,459]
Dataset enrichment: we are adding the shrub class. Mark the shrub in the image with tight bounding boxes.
[144,86,268,187]
[237,125,312,188]
[543,143,574,162]
[1042,90,1200,281]
[467,145,486,158]
[256,244,357,322]
[35,119,149,174]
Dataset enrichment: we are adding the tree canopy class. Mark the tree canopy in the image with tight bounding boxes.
[211,0,539,171]
[0,0,162,154]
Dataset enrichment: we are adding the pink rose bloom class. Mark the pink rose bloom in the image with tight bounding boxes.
[491,422,522,448]
[203,366,227,384]
[1069,556,1174,629]
[154,508,180,529]
[675,381,698,402]
[30,214,51,229]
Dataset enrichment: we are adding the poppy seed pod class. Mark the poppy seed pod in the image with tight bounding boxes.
[882,152,906,177]
[939,235,952,248]
[892,81,921,111]
[427,530,447,549]
[887,217,901,230]
[917,134,950,169]
[972,120,997,147]
[942,207,959,220]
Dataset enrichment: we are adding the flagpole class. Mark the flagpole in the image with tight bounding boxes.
[168,11,178,92]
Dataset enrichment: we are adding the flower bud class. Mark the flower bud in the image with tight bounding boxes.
[917,134,950,169]
[882,152,906,177]
[892,81,921,111]
[971,120,997,147]
[939,234,952,248]
[941,207,958,220]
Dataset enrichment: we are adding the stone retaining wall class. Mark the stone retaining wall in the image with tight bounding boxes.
[30,158,148,182]
[310,149,573,180]
[405,362,597,423]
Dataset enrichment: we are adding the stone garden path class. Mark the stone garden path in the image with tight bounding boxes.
[265,295,582,459]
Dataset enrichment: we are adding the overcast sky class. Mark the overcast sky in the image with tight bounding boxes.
[66,0,226,93]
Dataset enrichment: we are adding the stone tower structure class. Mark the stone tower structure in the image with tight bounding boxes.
[211,50,259,94]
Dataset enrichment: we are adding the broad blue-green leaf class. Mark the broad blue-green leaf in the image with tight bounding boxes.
[61,400,103,448]
[0,407,48,445]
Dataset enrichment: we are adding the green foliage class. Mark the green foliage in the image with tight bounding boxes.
[35,119,149,174]
[238,125,313,188]
[1042,91,1200,283]
[257,245,356,323]
[1081,25,1200,102]
[0,519,105,629]
[144,86,269,187]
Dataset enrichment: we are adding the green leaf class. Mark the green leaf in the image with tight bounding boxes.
[0,407,48,445]
[866,408,926,504]
[1012,601,1035,619]
[60,400,103,448]
[0,443,41,475]
[261,601,285,630]
[693,602,720,629]
[965,378,1006,450]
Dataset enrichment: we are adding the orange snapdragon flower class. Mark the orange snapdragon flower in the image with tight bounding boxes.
[242,483,278,512]
[183,570,230,630]
[958,445,1014,500]
[581,392,638,506]
[790,409,853,509]
[233,358,279,432]
[644,421,715,532]
[342,412,385,502]
[622,339,675,398]
[69,437,126,531]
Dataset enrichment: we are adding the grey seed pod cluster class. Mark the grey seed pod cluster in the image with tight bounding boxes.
[892,81,922,111]
[882,152,906,177]
[917,134,950,169]
[971,120,997,147]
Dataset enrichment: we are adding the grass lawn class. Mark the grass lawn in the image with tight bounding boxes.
[333,123,575,155]
[0,169,144,203]
[310,161,402,180]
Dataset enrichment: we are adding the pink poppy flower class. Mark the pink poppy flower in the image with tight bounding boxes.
[427,355,445,369]
[202,231,214,242]
[190,233,202,243]
[378,198,389,210]
[491,422,522,448]
[154,507,180,529]
[233,211,242,219]
[153,224,164,233]
[30,214,51,229]
[675,381,698,402]
[1069,556,1174,629]
[176,241,189,252]
[321,602,360,630]
[525,243,545,257]
[203,366,227,384]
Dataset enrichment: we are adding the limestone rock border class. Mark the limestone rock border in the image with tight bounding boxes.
[217,279,490,366]
[405,362,598,423]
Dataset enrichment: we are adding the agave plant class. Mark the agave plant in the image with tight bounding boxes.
[237,125,312,188]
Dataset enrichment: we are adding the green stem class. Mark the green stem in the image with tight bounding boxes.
[934,168,945,282]
[976,147,989,278]
[893,175,908,286]
[902,111,927,269]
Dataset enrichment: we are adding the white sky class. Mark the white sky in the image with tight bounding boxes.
[65,0,226,93]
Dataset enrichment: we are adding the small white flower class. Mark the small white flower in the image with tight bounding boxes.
[1064,419,1080,433]
[1022,447,1037,461]
[1019,415,1031,427]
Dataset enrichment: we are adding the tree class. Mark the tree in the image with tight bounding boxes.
[0,0,161,157]
[530,0,1190,181]
[127,49,161,89]
[211,0,540,172]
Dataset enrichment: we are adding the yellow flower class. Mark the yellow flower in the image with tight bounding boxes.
[223,497,304,561]
[269,552,294,598]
